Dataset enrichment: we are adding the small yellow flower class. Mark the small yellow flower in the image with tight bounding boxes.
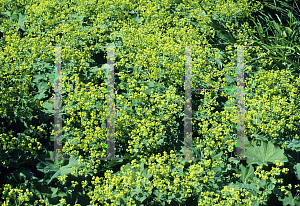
[59,198,66,204]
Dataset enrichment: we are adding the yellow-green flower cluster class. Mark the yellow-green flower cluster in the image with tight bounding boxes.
[1,184,33,206]
[245,69,300,141]
[89,151,202,205]
[0,128,42,169]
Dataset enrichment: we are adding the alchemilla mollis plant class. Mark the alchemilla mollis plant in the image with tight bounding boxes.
[0,0,300,205]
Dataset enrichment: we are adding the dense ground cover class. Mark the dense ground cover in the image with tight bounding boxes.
[0,0,300,205]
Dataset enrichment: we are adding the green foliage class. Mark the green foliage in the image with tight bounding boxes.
[246,138,288,166]
[0,0,300,205]
[248,0,300,76]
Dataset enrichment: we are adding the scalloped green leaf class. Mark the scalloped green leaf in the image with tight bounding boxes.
[246,140,288,166]
[240,164,255,182]
[41,102,54,114]
[278,192,296,206]
[17,13,27,31]
[294,163,300,181]
[47,155,80,185]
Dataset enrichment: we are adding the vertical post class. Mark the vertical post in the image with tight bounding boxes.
[236,46,245,159]
[173,45,200,161]
[184,46,193,160]
[46,45,70,161]
[99,45,122,161]
[107,46,117,160]
[229,45,253,161]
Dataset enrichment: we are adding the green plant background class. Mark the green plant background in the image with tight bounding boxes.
[0,0,300,205]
